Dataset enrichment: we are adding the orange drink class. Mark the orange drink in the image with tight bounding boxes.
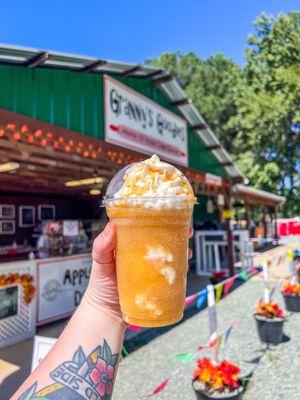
[104,155,195,327]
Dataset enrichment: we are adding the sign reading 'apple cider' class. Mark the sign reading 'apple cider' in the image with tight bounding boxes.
[104,75,188,166]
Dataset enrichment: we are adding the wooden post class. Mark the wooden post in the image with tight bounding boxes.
[263,208,268,239]
[273,207,279,240]
[225,192,234,277]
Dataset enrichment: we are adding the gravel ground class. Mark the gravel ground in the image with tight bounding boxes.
[113,248,300,400]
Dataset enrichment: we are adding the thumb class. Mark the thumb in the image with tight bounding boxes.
[92,223,116,266]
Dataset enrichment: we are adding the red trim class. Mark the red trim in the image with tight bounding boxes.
[103,75,188,166]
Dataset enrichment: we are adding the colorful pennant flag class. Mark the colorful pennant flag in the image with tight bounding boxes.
[215,283,223,303]
[270,285,276,299]
[122,345,129,356]
[224,326,234,345]
[251,267,259,275]
[184,293,198,308]
[240,271,248,281]
[196,289,207,309]
[171,352,195,364]
[217,334,223,353]
[147,378,169,397]
[224,277,235,295]
[128,325,142,332]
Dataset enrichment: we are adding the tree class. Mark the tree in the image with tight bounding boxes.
[230,12,300,215]
[147,12,300,216]
[146,52,243,152]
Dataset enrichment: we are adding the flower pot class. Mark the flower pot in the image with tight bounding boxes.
[254,314,285,345]
[283,293,300,312]
[192,380,244,400]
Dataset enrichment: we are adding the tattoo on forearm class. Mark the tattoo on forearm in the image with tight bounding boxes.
[18,339,119,400]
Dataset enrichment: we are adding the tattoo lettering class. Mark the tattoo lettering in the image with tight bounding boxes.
[18,340,119,400]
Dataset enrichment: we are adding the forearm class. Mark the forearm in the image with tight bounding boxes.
[12,301,126,400]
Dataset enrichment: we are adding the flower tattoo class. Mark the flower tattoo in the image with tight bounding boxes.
[90,357,114,396]
[17,340,119,399]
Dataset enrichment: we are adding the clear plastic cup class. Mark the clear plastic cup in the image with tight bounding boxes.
[103,162,195,327]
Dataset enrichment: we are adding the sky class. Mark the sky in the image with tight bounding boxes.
[0,1,299,65]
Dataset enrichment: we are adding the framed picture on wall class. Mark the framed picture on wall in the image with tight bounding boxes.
[19,206,35,227]
[38,205,55,221]
[0,204,15,219]
[0,220,15,234]
[0,285,19,320]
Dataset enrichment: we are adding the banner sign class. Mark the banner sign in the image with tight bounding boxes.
[104,75,188,166]
[37,255,92,325]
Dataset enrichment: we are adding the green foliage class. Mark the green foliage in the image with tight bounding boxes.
[147,12,300,216]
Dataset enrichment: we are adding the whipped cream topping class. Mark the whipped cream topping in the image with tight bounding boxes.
[109,154,195,209]
[135,294,162,317]
[144,246,176,285]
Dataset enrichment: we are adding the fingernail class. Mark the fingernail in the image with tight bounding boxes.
[103,223,111,237]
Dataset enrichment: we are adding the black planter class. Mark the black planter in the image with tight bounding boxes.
[254,314,285,345]
[192,381,244,400]
[283,293,300,312]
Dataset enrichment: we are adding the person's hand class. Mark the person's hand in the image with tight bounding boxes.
[82,223,124,325]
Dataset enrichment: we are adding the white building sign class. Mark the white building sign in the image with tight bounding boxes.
[104,75,188,166]
[37,255,92,325]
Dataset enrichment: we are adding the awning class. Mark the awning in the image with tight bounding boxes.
[0,44,244,182]
[0,109,230,197]
[233,184,286,207]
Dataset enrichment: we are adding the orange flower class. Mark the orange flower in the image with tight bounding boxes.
[0,273,35,304]
[193,358,240,393]
[255,299,284,318]
[283,283,300,296]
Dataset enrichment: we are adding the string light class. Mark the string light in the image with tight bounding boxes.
[89,189,101,195]
[58,136,64,143]
[0,129,4,137]
[40,139,47,147]
[35,129,43,137]
[13,132,21,140]
[6,124,15,130]
[27,135,34,143]
[65,177,105,187]
[21,125,29,133]
[47,132,53,139]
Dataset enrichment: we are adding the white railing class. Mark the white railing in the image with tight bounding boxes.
[194,230,253,276]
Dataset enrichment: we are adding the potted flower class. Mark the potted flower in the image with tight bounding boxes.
[192,358,243,399]
[254,299,285,345]
[282,283,300,312]
[210,271,227,285]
